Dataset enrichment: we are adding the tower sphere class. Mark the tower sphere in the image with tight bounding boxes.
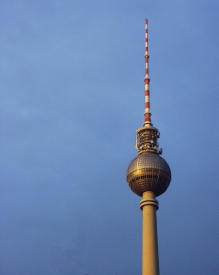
[126,153,171,197]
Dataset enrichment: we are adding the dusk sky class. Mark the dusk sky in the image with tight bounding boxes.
[1,1,219,274]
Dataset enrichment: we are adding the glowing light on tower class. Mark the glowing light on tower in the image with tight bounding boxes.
[126,19,172,275]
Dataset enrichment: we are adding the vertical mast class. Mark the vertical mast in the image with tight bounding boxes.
[136,19,161,155]
[144,19,151,124]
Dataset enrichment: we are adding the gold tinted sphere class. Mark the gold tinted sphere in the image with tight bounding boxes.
[126,153,171,197]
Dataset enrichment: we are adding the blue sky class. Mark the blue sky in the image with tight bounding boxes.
[1,1,219,274]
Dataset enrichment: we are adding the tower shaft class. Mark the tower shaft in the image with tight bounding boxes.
[140,192,159,275]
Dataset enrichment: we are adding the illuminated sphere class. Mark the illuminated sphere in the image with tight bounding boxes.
[126,153,171,197]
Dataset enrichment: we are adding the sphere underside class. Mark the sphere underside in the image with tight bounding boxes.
[126,153,171,197]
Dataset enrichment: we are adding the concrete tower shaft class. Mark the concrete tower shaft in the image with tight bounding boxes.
[140,192,159,275]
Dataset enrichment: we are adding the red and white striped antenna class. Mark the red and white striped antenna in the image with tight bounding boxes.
[144,19,151,124]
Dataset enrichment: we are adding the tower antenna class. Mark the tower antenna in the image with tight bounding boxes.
[144,19,151,124]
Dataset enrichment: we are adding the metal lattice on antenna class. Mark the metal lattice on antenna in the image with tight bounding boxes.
[144,19,151,124]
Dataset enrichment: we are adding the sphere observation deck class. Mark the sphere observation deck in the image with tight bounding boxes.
[126,152,171,197]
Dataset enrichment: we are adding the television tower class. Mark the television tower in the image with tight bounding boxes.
[126,19,171,275]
